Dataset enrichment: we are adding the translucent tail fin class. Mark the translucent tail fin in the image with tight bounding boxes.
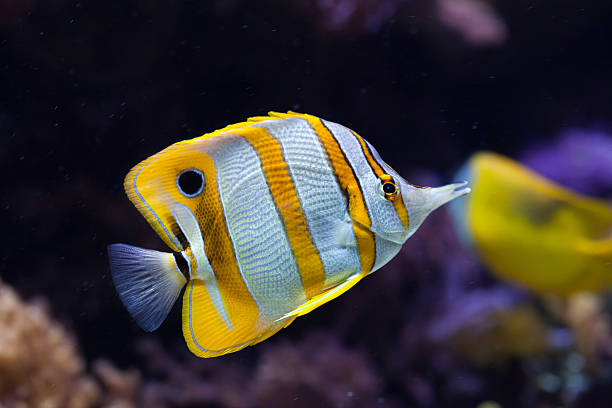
[107,244,187,331]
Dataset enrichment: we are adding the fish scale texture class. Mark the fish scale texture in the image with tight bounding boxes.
[214,136,305,318]
[258,118,360,288]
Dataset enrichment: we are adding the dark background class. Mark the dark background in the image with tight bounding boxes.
[2,1,612,407]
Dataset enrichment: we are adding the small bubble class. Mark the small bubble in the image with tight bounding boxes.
[347,391,354,398]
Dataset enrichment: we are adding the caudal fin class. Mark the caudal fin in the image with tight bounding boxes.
[107,244,187,331]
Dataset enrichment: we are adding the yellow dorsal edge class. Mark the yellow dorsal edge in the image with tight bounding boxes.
[125,111,309,197]
[190,111,307,143]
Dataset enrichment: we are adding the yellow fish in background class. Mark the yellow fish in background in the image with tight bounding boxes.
[108,112,469,357]
[450,151,612,296]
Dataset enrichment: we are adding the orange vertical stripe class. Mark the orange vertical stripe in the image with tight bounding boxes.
[302,116,377,276]
[351,131,410,231]
[231,126,327,299]
[179,145,261,357]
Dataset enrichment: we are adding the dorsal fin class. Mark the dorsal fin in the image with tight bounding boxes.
[193,111,309,141]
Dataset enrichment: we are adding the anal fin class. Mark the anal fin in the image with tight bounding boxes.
[183,280,276,358]
[276,273,363,321]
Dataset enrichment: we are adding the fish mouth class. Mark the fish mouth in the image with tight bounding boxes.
[453,180,471,195]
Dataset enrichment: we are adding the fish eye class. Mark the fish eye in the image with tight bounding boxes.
[177,169,205,197]
[382,182,396,194]
[379,174,399,200]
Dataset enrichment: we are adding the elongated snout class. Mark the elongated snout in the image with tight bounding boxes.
[402,181,471,238]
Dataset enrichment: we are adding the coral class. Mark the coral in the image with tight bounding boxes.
[288,0,402,36]
[438,300,550,366]
[436,0,507,46]
[286,0,509,47]
[0,280,100,408]
[129,332,384,408]
[520,129,612,197]
[562,293,612,370]
[135,338,252,408]
[251,332,381,408]
[0,280,146,408]
[93,360,142,408]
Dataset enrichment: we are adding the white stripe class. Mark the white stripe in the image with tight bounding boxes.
[322,120,406,271]
[211,135,306,319]
[172,203,232,329]
[364,138,411,258]
[256,118,361,288]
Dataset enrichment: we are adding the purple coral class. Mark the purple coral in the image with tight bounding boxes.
[436,0,508,46]
[520,129,612,197]
[252,332,383,408]
[289,0,403,36]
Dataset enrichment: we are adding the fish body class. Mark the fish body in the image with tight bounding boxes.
[109,112,469,357]
[450,151,612,296]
